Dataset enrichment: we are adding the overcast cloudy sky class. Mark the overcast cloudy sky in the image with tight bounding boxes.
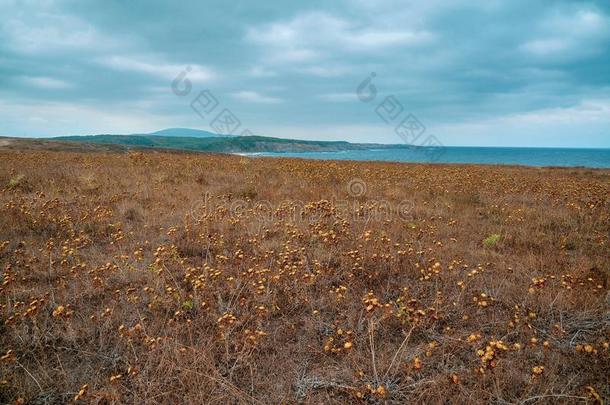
[1,0,609,147]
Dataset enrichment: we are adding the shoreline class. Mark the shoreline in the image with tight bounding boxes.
[232,147,610,169]
[1,136,609,169]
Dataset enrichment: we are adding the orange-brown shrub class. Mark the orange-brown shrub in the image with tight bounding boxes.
[0,147,608,404]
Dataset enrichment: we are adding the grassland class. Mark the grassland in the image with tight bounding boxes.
[0,143,609,404]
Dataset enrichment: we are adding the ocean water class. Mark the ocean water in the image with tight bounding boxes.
[251,147,610,168]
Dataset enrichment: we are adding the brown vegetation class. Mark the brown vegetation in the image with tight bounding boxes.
[0,145,609,404]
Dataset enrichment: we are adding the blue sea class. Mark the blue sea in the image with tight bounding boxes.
[250,147,610,168]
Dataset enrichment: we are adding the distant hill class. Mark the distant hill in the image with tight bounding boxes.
[51,132,409,153]
[145,128,231,138]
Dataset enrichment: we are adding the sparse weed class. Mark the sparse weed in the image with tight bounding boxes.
[483,233,501,247]
[7,174,29,191]
[0,148,608,404]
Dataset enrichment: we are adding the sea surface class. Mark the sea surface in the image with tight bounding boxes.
[249,147,610,168]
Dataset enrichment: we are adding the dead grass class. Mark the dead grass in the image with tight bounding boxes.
[0,148,608,404]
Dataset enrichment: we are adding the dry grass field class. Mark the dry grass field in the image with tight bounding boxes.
[0,144,609,404]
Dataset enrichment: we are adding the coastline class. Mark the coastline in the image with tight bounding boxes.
[236,147,610,169]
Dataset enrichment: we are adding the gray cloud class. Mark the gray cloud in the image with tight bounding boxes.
[0,0,608,146]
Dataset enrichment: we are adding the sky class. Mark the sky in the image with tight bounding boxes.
[0,0,609,147]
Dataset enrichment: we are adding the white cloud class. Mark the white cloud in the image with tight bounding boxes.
[248,66,277,77]
[435,99,610,146]
[101,56,215,81]
[3,15,116,53]
[246,11,433,64]
[520,39,568,56]
[255,123,393,143]
[520,7,610,60]
[443,99,610,129]
[318,93,356,102]
[232,91,283,104]
[0,98,174,136]
[297,65,349,77]
[21,76,73,89]
[349,30,432,48]
[273,49,319,63]
[503,99,610,125]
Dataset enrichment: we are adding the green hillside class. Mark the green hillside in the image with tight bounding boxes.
[52,134,404,153]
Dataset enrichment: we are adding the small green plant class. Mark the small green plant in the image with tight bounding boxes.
[7,174,30,191]
[182,300,194,311]
[8,174,24,188]
[483,233,501,247]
